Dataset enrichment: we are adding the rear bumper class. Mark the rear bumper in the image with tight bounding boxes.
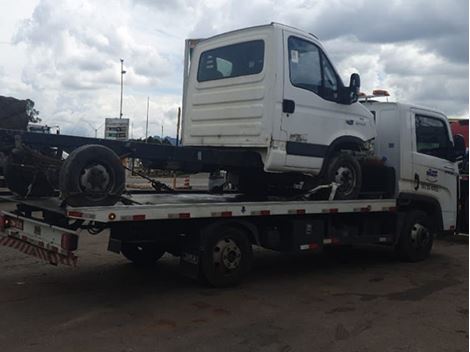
[0,211,79,267]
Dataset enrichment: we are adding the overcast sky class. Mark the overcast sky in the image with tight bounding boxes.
[0,0,468,138]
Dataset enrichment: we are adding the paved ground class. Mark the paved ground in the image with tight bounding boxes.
[0,202,467,351]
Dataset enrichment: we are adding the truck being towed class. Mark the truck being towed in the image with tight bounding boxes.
[1,23,377,206]
[0,24,466,286]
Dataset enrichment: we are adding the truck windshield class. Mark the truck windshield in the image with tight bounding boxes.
[197,40,264,82]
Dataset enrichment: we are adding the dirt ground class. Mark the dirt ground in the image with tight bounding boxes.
[0,205,467,352]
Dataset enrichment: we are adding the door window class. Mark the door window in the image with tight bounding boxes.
[415,115,451,159]
[288,36,340,101]
[288,36,322,94]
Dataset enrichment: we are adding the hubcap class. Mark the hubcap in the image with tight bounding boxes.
[334,165,356,196]
[410,223,431,249]
[79,163,111,195]
[213,238,242,271]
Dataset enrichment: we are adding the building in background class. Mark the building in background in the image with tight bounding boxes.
[104,118,129,140]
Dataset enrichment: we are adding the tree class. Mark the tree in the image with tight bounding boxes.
[0,96,41,130]
[25,99,41,123]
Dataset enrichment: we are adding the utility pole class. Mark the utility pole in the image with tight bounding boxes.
[119,59,126,119]
[161,122,163,140]
[145,96,150,142]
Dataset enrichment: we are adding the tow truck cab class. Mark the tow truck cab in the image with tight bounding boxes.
[362,100,464,233]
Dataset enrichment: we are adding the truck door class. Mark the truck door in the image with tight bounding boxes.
[281,32,364,172]
[411,111,458,230]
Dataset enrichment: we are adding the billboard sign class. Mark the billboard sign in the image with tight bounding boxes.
[104,118,129,140]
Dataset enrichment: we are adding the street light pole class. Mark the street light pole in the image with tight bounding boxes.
[119,59,126,119]
[145,96,149,142]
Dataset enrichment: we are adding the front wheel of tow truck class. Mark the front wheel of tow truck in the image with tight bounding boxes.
[59,145,125,207]
[121,243,165,265]
[396,210,434,262]
[324,152,362,200]
[200,227,253,287]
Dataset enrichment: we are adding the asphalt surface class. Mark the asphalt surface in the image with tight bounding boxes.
[0,202,467,352]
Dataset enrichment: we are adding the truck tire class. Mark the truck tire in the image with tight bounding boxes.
[325,153,362,200]
[4,154,55,197]
[59,145,125,207]
[397,210,433,262]
[121,243,165,265]
[200,226,253,287]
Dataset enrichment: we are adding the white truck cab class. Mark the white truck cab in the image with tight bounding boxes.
[182,23,375,191]
[362,100,461,232]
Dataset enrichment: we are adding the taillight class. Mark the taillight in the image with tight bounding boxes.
[0,214,11,232]
[61,233,78,251]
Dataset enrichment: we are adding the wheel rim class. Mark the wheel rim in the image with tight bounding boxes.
[334,164,357,196]
[79,162,113,199]
[213,238,242,272]
[410,223,431,249]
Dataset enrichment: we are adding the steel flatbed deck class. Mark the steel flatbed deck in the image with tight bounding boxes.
[1,193,398,224]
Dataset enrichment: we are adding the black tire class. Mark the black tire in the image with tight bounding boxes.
[4,154,55,197]
[325,153,362,200]
[396,210,433,262]
[121,243,165,265]
[59,145,125,207]
[200,227,253,287]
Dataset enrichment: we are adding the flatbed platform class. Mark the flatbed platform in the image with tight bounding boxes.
[1,193,397,224]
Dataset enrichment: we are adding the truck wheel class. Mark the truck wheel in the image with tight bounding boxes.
[59,145,125,207]
[200,227,253,287]
[325,153,362,200]
[397,210,433,262]
[121,243,165,265]
[4,154,55,197]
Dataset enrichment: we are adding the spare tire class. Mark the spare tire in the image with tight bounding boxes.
[59,144,125,207]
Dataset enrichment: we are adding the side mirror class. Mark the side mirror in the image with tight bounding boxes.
[348,73,361,104]
[453,134,466,155]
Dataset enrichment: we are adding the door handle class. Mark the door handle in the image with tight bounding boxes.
[346,119,354,125]
[414,173,420,190]
[282,99,295,114]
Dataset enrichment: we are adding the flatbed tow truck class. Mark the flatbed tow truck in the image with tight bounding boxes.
[0,24,467,286]
[0,97,466,286]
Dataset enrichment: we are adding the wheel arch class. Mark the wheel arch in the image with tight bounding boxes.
[397,192,444,233]
[320,136,366,175]
[200,219,260,246]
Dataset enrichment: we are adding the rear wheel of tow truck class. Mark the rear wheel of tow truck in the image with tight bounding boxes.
[121,243,165,265]
[200,227,253,287]
[396,210,433,262]
[324,152,362,200]
[59,145,125,207]
[4,154,55,197]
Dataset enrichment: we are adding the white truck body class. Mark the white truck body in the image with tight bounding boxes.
[363,101,459,231]
[182,23,375,174]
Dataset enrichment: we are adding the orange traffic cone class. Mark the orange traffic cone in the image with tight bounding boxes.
[183,176,191,189]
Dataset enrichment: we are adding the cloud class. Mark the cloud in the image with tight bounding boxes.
[0,0,466,141]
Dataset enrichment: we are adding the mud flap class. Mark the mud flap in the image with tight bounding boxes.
[179,244,202,280]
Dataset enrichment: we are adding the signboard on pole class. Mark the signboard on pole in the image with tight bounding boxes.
[104,118,129,140]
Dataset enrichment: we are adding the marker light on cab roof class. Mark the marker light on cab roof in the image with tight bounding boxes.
[372,89,390,97]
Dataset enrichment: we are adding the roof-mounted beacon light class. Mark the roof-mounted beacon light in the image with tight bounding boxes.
[372,89,390,97]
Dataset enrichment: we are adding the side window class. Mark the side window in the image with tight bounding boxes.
[288,36,340,101]
[415,115,451,159]
[288,36,322,93]
[197,40,264,82]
